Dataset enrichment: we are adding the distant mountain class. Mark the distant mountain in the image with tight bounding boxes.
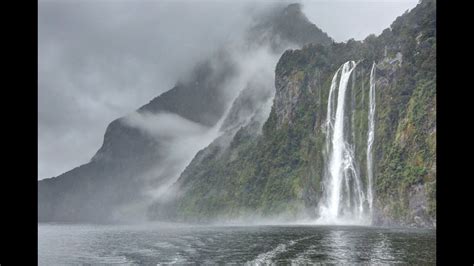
[39,3,333,223]
[248,3,332,52]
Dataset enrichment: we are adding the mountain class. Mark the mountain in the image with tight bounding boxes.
[247,3,333,52]
[149,0,436,227]
[38,3,333,223]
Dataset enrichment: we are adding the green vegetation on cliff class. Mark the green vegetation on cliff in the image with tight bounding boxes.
[150,0,436,227]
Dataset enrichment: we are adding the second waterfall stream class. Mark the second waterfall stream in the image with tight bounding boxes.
[316,60,376,225]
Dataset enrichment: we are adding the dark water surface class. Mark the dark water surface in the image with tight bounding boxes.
[38,223,435,264]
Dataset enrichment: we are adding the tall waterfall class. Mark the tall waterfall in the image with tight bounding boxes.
[366,62,376,221]
[317,61,368,225]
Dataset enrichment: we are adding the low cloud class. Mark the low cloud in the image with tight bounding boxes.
[121,111,222,202]
[123,112,210,139]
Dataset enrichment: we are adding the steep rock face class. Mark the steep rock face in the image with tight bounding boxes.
[273,69,304,127]
[153,0,436,227]
[39,3,333,223]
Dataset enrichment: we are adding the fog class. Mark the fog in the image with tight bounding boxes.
[115,45,281,216]
[38,0,418,180]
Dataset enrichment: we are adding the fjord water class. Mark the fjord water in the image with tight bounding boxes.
[38,223,435,264]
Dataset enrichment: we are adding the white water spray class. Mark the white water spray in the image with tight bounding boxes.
[366,62,376,221]
[317,61,368,225]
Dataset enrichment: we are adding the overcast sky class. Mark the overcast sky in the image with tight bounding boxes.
[38,0,418,180]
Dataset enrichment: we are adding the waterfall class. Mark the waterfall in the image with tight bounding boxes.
[317,61,368,225]
[366,62,376,221]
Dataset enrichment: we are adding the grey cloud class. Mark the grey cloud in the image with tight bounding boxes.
[301,0,418,42]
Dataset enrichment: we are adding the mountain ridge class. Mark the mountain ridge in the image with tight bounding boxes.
[38,3,334,223]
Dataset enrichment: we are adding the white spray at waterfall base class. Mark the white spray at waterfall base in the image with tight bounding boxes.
[316,60,375,225]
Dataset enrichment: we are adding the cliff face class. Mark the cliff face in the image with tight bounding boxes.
[150,0,436,227]
[39,3,333,223]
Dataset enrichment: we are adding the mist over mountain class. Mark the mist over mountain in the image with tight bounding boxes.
[38,3,334,223]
